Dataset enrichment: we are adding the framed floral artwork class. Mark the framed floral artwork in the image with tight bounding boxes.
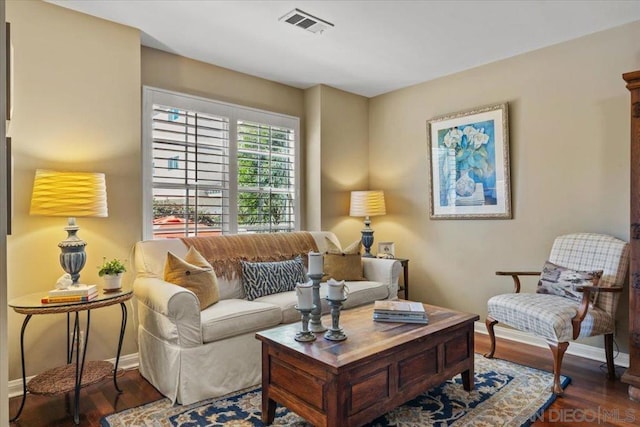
[427,102,511,220]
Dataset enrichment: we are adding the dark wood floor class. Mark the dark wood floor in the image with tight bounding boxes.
[8,333,640,426]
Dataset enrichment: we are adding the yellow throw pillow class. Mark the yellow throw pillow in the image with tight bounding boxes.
[323,238,364,281]
[164,246,220,310]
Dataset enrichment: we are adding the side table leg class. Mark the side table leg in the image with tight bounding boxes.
[67,313,72,364]
[73,310,91,425]
[10,314,32,422]
[113,302,127,392]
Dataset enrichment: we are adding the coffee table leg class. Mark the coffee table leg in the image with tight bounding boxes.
[262,394,276,425]
[461,366,474,391]
[261,342,276,425]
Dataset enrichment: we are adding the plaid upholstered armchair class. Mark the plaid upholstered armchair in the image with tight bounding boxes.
[485,233,630,395]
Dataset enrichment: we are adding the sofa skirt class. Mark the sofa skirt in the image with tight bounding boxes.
[138,325,262,405]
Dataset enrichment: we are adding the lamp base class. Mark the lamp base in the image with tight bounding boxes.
[360,228,375,258]
[58,218,87,285]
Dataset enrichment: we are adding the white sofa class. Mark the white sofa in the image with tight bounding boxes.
[133,231,401,404]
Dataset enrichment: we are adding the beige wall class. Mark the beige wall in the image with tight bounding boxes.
[6,0,141,378]
[369,21,640,352]
[319,86,370,243]
[304,85,322,230]
[142,47,304,120]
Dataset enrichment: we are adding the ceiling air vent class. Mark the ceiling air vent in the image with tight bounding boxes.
[280,8,334,34]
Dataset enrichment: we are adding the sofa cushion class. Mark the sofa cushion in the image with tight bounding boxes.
[200,299,282,343]
[536,260,603,305]
[164,247,220,310]
[255,290,330,324]
[255,291,306,324]
[488,293,614,342]
[241,257,307,301]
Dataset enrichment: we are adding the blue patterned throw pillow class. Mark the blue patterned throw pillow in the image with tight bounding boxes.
[241,257,307,301]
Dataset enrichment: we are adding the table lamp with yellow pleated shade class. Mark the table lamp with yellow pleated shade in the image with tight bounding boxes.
[30,170,108,286]
[349,190,386,258]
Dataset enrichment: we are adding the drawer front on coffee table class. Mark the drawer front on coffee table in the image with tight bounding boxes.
[262,346,332,426]
[345,323,474,427]
[271,357,324,410]
[348,363,392,415]
[398,345,438,389]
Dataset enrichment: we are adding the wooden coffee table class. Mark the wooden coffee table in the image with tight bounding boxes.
[256,303,479,427]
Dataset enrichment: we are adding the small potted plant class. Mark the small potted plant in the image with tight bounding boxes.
[98,257,127,291]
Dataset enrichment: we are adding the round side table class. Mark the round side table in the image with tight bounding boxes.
[8,288,132,425]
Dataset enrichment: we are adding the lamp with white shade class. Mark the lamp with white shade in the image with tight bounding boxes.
[349,190,386,258]
[30,170,108,286]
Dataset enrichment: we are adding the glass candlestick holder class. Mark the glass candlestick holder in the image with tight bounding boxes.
[294,305,316,342]
[324,297,347,341]
[307,273,327,333]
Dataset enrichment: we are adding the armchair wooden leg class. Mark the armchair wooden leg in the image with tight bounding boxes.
[548,341,569,395]
[604,333,616,379]
[484,316,498,358]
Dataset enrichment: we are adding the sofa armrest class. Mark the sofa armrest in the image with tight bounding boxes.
[133,276,203,347]
[362,257,402,299]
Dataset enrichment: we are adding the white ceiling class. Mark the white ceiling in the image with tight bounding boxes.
[48,0,640,97]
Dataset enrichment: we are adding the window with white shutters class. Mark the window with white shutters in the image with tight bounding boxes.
[143,87,300,239]
[237,121,296,233]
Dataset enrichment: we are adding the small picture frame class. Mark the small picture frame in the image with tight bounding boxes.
[377,242,395,259]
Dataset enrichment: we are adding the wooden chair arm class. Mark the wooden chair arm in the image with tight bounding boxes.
[571,286,623,340]
[495,271,540,293]
[573,285,623,293]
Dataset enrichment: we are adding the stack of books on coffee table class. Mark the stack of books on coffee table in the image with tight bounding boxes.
[41,284,98,304]
[373,300,428,324]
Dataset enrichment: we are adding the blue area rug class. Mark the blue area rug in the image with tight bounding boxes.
[101,354,569,426]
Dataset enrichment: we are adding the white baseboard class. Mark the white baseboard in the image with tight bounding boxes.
[8,352,139,398]
[474,321,630,368]
[9,324,631,398]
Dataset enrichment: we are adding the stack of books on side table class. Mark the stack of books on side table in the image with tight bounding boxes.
[373,300,429,324]
[41,284,98,304]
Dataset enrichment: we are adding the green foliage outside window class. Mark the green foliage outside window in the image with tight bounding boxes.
[237,124,294,229]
